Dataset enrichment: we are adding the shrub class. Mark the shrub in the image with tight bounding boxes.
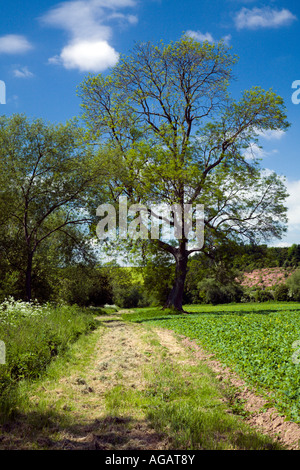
[56,266,113,307]
[113,284,150,308]
[0,299,97,416]
[287,269,300,301]
[198,278,244,305]
[273,284,289,302]
[254,289,274,302]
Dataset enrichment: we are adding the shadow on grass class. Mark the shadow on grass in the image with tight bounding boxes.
[0,406,284,450]
[0,410,166,450]
[185,309,277,316]
[126,310,280,326]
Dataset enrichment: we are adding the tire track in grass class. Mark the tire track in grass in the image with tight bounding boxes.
[47,318,169,450]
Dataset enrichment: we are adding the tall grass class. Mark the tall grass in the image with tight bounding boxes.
[0,298,98,419]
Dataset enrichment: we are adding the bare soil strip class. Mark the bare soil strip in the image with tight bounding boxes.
[1,315,300,450]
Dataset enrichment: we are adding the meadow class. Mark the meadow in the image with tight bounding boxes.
[0,299,298,449]
[124,302,300,424]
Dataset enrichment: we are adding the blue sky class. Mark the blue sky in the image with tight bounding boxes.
[0,0,300,246]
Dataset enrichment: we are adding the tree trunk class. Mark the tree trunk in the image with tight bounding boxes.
[164,243,188,312]
[25,252,33,302]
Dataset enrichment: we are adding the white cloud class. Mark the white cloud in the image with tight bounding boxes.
[108,12,138,24]
[186,30,231,45]
[244,142,278,161]
[273,177,300,245]
[255,128,286,141]
[41,1,111,41]
[41,0,137,72]
[13,66,34,78]
[186,31,214,43]
[235,7,297,30]
[255,171,300,245]
[257,171,299,246]
[51,39,119,72]
[284,179,300,228]
[246,171,300,246]
[244,128,286,160]
[0,35,33,54]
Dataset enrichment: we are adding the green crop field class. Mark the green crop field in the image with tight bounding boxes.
[124,302,300,424]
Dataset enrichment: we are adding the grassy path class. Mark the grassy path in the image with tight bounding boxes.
[0,311,290,450]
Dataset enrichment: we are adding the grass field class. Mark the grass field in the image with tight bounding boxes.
[123,302,300,424]
[2,300,300,449]
[0,306,286,450]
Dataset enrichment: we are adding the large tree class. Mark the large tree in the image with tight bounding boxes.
[0,114,105,301]
[79,36,289,311]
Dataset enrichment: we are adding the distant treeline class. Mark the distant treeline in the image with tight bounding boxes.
[182,243,300,305]
[230,243,300,271]
[1,241,300,308]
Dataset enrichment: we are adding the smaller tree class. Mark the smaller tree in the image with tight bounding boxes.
[101,264,147,308]
[56,265,113,306]
[273,284,289,302]
[0,114,105,301]
[188,244,244,305]
[287,244,300,267]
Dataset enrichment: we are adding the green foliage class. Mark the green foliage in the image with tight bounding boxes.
[287,269,300,301]
[79,36,290,311]
[197,278,243,305]
[253,289,274,303]
[0,113,103,301]
[102,265,150,309]
[55,265,113,307]
[273,284,289,302]
[230,244,300,271]
[141,247,175,306]
[184,247,244,305]
[113,283,147,309]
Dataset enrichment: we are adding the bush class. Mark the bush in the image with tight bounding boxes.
[113,284,150,308]
[56,266,113,307]
[254,289,274,302]
[198,278,244,305]
[287,269,300,301]
[273,284,289,302]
